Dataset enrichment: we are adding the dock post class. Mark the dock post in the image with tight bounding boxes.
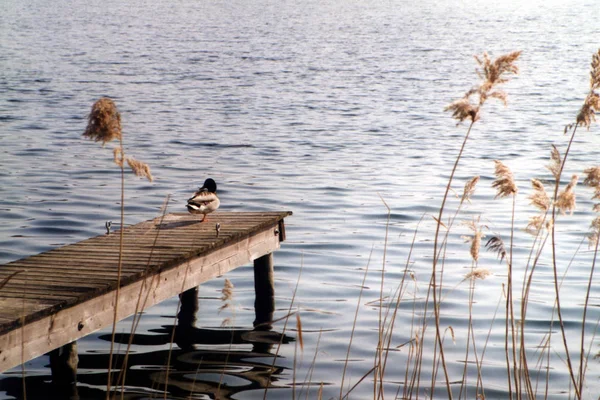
[253,253,275,328]
[49,341,79,398]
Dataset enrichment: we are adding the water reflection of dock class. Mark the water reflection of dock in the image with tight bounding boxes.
[0,211,292,397]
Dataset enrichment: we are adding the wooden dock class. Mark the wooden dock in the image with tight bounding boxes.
[0,211,292,373]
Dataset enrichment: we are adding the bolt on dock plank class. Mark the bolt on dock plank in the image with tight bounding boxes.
[0,211,292,372]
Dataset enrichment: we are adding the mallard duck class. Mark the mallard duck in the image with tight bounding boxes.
[186,178,220,222]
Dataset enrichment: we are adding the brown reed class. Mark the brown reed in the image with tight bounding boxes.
[492,160,518,198]
[83,98,122,145]
[556,174,578,215]
[126,156,154,182]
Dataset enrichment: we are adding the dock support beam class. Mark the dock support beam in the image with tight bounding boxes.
[253,253,275,328]
[49,341,79,398]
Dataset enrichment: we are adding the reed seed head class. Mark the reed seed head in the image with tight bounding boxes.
[556,174,578,215]
[526,215,552,235]
[83,98,122,145]
[445,51,521,124]
[474,51,522,89]
[126,156,154,182]
[547,145,562,180]
[219,278,234,313]
[576,49,600,129]
[461,176,480,203]
[465,268,491,280]
[492,160,518,198]
[529,179,550,211]
[486,236,507,262]
[463,218,485,262]
[584,166,600,188]
[444,98,480,124]
[588,217,600,248]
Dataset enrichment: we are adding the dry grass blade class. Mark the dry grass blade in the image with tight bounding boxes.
[126,156,153,182]
[83,97,122,145]
[486,236,507,262]
[296,313,304,351]
[492,160,518,198]
[113,147,124,167]
[0,271,22,290]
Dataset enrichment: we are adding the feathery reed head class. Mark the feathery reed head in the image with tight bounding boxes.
[556,174,578,215]
[577,49,600,129]
[492,160,518,198]
[485,236,507,262]
[465,268,491,280]
[547,145,562,180]
[583,166,600,210]
[474,51,522,89]
[462,218,485,262]
[126,156,153,182]
[83,98,122,145]
[526,215,552,235]
[584,166,600,188]
[446,51,521,124]
[588,217,600,248]
[461,176,480,203]
[529,178,550,211]
[445,98,480,124]
[219,278,234,312]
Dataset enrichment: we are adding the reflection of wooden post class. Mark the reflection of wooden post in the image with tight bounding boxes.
[49,341,79,398]
[253,253,275,328]
[176,287,199,351]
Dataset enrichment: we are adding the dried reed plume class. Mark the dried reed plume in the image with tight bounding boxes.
[588,217,600,248]
[584,166,600,211]
[526,215,553,235]
[462,176,480,203]
[492,160,518,198]
[126,157,154,182]
[83,98,122,145]
[445,51,521,124]
[529,179,550,211]
[463,218,485,262]
[577,49,600,129]
[465,268,491,280]
[547,145,562,180]
[486,236,507,262]
[219,278,234,312]
[445,98,481,124]
[556,174,579,215]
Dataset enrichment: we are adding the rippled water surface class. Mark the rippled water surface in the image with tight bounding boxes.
[1,0,600,398]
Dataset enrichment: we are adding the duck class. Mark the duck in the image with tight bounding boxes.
[186,178,220,222]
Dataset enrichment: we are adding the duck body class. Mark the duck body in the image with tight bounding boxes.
[187,178,220,222]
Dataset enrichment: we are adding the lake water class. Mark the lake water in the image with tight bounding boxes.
[1,0,600,398]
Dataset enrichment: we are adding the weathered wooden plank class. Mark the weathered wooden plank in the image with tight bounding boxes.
[0,211,291,372]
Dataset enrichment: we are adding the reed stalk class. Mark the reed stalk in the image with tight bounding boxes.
[339,247,372,400]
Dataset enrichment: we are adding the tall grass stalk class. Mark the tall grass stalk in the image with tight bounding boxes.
[82,98,152,399]
[339,247,372,400]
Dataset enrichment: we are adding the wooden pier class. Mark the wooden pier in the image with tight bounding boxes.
[0,211,292,373]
